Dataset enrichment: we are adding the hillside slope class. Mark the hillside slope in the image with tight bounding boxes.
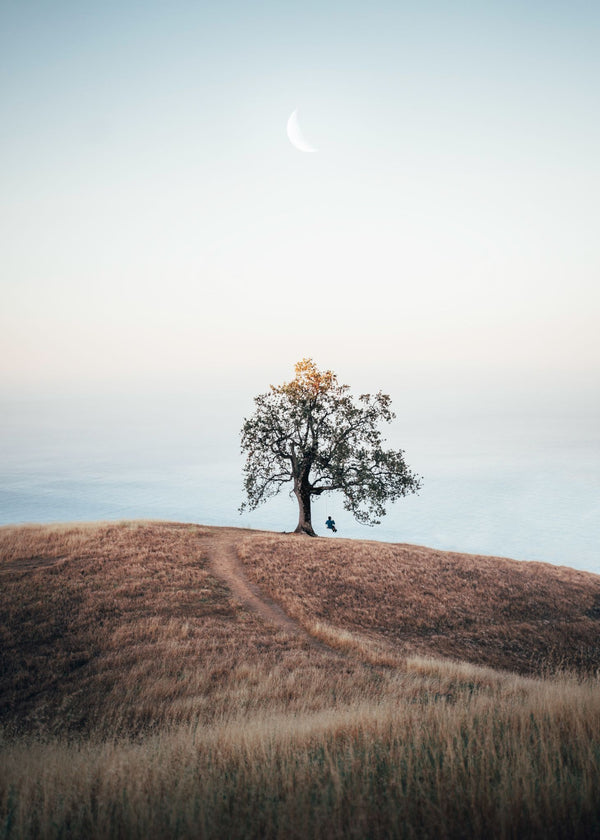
[237,532,600,674]
[1,521,599,736]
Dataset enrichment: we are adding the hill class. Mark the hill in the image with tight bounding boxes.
[1,521,600,839]
[1,521,599,735]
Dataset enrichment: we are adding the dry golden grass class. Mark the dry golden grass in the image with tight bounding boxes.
[0,522,383,736]
[2,672,600,839]
[2,522,600,838]
[237,533,600,674]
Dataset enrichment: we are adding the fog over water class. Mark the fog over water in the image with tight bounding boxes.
[2,386,598,576]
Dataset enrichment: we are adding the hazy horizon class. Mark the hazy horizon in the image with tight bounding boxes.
[2,381,598,575]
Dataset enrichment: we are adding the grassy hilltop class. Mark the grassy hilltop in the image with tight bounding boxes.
[1,521,600,839]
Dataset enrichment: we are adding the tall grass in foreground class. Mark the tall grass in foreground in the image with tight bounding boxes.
[2,667,600,840]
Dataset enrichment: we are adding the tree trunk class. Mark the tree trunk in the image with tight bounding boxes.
[294,475,316,536]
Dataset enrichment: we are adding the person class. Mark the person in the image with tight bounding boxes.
[325,516,337,533]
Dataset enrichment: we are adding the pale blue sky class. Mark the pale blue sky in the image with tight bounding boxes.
[1,0,599,407]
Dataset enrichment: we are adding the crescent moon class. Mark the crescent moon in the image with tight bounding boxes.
[286,109,318,153]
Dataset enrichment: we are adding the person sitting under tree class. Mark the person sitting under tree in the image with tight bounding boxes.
[325,516,337,533]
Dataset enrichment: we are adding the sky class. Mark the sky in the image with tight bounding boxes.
[1,1,599,557]
[1,0,599,400]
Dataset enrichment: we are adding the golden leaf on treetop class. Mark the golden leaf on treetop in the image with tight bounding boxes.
[272,358,336,399]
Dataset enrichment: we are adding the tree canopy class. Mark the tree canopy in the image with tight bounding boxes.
[240,359,422,536]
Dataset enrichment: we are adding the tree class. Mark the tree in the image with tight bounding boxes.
[239,359,422,536]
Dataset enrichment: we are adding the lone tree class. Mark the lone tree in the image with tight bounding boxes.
[240,359,422,536]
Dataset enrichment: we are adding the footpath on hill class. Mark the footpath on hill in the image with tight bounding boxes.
[205,528,405,668]
[207,528,335,653]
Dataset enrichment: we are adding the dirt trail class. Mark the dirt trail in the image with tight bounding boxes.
[206,530,332,652]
